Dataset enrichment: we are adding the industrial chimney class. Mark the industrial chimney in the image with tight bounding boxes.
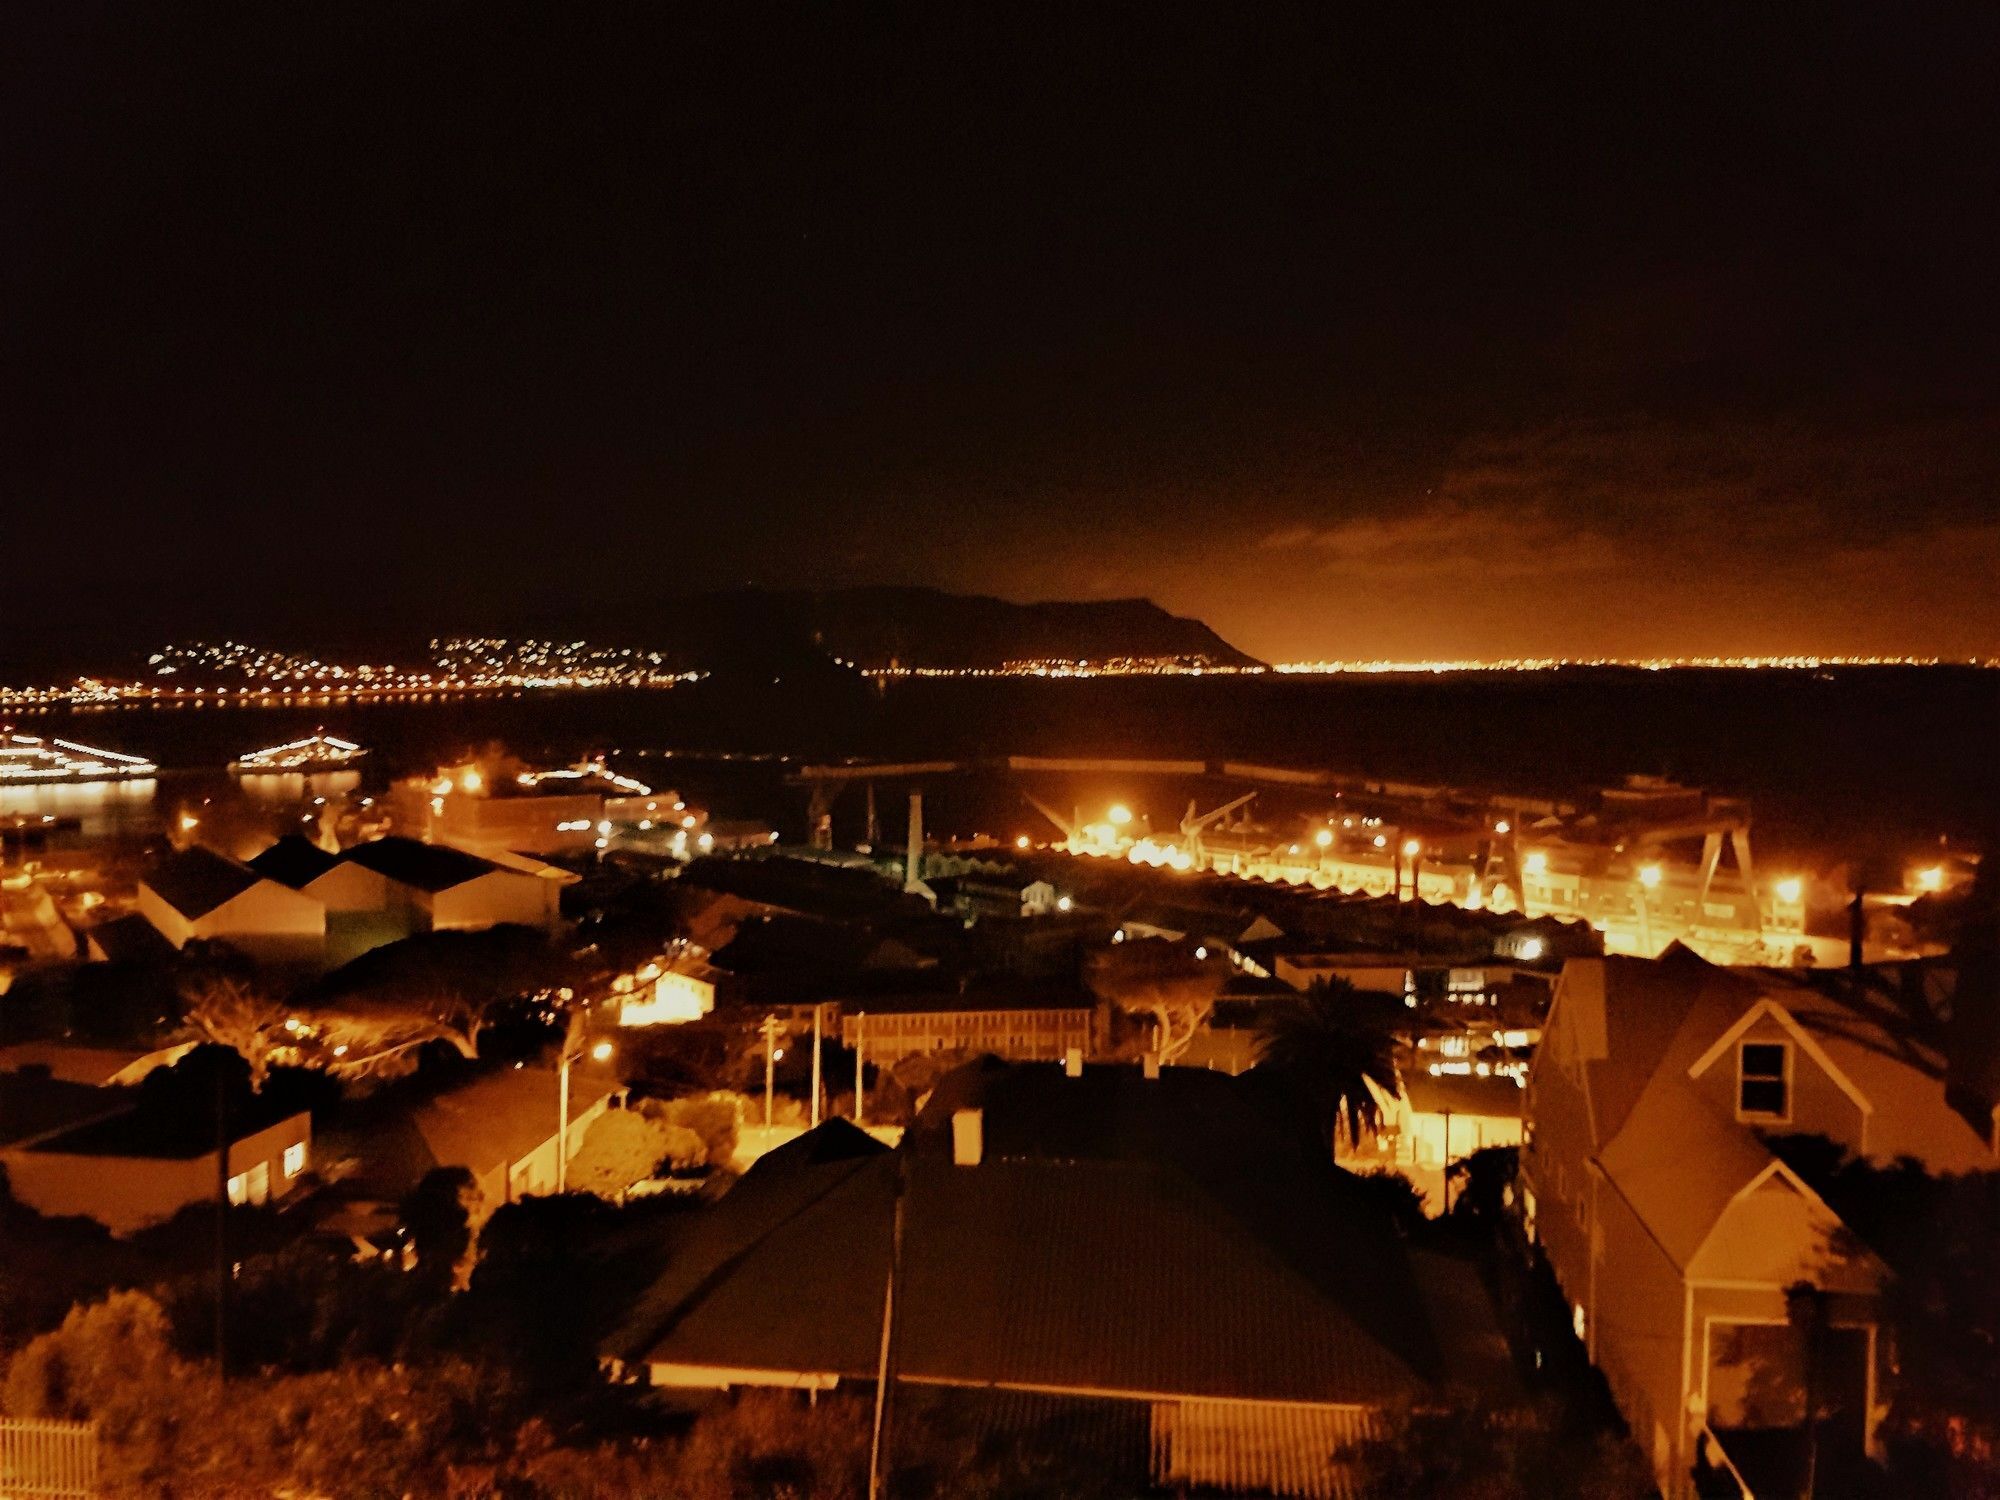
[904,792,924,893]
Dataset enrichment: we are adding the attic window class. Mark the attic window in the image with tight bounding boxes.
[1738,1041,1790,1121]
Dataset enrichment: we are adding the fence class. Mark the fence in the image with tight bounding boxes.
[0,1417,98,1499]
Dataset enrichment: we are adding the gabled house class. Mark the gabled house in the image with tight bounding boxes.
[605,1061,1517,1498]
[339,836,565,932]
[1522,948,1997,1498]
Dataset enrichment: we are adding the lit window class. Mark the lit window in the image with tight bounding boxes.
[283,1142,307,1178]
[1738,1041,1790,1120]
[226,1172,249,1206]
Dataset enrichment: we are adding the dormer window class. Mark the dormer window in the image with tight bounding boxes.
[1738,1041,1790,1121]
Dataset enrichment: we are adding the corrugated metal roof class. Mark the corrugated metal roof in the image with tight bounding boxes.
[1151,1399,1378,1500]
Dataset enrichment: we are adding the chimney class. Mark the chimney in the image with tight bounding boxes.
[1142,1051,1161,1081]
[1064,1046,1083,1078]
[904,792,924,892]
[951,1107,983,1166]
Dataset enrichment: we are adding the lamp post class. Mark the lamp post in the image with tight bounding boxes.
[556,1012,612,1193]
[1637,863,1663,956]
[810,1002,824,1128]
[760,1013,783,1127]
[854,1013,866,1126]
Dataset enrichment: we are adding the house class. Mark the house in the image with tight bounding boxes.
[835,984,1104,1067]
[603,1061,1516,1499]
[616,957,720,1027]
[1355,1070,1525,1211]
[340,836,566,932]
[325,1061,623,1215]
[137,845,326,960]
[1522,948,1998,1498]
[0,1070,311,1234]
[930,874,1060,921]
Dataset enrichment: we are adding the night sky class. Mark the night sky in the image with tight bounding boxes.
[6,5,1998,665]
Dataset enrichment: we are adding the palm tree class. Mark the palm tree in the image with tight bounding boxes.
[1253,978,1403,1158]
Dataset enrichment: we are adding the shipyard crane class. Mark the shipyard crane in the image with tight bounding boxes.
[1178,791,1258,865]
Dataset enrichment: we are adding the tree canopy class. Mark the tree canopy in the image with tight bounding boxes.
[1084,937,1224,1063]
[1253,978,1404,1155]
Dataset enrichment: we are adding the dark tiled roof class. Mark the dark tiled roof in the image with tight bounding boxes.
[342,836,503,893]
[85,912,180,965]
[248,834,340,889]
[143,846,263,920]
[611,1062,1446,1406]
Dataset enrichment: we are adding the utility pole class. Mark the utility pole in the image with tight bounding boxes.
[810,1002,824,1127]
[213,1057,229,1387]
[854,1013,866,1125]
[557,1010,584,1193]
[761,1013,782,1127]
[867,1150,908,1500]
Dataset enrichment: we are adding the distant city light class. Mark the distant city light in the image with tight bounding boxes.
[590,1040,614,1062]
[1056,895,1073,912]
[1775,876,1803,904]
[1518,937,1545,961]
[1916,865,1945,892]
[1016,834,1031,849]
[1108,804,1132,826]
[1638,863,1663,889]
[1314,829,1333,848]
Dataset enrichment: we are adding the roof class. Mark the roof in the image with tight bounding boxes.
[330,1062,620,1199]
[247,834,340,889]
[837,984,1098,1017]
[341,836,505,893]
[1400,1070,1526,1120]
[0,1041,189,1087]
[1568,949,1995,1269]
[612,1062,1456,1407]
[84,912,181,965]
[0,1073,128,1149]
[143,846,264,920]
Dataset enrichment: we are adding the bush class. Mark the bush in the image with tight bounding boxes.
[570,1109,677,1197]
[643,1091,741,1168]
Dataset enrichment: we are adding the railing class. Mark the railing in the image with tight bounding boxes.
[0,1417,98,1499]
[1693,1422,1756,1499]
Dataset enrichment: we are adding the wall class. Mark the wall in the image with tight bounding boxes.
[1687,1011,1866,1154]
[431,871,559,931]
[196,882,325,959]
[134,886,195,948]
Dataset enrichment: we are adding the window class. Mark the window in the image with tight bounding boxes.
[1738,1041,1790,1120]
[283,1142,307,1178]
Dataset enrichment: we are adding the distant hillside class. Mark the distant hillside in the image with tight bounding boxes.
[785,587,1260,671]
[58,588,1258,685]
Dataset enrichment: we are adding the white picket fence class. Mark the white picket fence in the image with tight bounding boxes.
[0,1417,97,1498]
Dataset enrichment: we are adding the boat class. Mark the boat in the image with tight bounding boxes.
[0,730,159,783]
[229,733,368,773]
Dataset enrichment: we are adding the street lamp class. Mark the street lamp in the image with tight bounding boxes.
[556,1014,611,1193]
[1636,864,1663,956]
